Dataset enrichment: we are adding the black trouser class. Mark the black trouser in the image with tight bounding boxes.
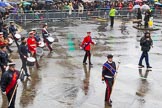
[105,78,114,102]
[144,21,148,28]
[44,38,52,51]
[83,50,91,64]
[33,53,39,68]
[20,58,29,76]
[6,45,12,53]
[0,66,6,74]
[139,51,150,67]
[110,16,114,28]
[11,33,19,48]
[7,89,17,108]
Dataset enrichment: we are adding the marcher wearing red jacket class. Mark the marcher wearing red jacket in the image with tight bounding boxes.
[81,32,95,65]
[27,32,37,55]
[27,31,40,68]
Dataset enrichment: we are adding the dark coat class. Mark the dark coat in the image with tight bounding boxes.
[19,43,29,59]
[0,51,11,67]
[1,69,19,93]
[140,36,153,52]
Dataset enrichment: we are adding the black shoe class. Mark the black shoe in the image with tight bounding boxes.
[139,64,144,68]
[110,99,112,103]
[83,62,87,65]
[147,66,152,68]
[107,102,112,107]
[89,63,93,66]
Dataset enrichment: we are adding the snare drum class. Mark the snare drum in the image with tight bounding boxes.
[47,37,54,44]
[27,57,36,66]
[8,38,14,45]
[38,41,45,48]
[14,34,21,40]
[36,47,44,56]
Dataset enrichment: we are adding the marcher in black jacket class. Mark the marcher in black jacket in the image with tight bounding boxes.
[102,54,116,107]
[138,32,153,68]
[2,24,13,53]
[19,37,30,77]
[0,45,12,74]
[1,63,20,108]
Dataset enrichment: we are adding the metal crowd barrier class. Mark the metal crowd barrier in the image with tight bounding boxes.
[8,9,162,22]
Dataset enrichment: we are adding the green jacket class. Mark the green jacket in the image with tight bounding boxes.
[109,9,116,17]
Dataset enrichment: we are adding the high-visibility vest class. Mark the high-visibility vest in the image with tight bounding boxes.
[109,9,116,17]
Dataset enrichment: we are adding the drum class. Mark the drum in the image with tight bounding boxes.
[38,41,45,48]
[27,57,36,66]
[14,34,21,40]
[36,47,44,56]
[47,37,54,44]
[8,38,14,45]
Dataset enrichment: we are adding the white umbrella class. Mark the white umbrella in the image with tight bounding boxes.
[155,2,162,5]
[133,5,141,9]
[141,4,150,10]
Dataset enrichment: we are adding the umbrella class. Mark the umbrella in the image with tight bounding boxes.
[141,4,150,10]
[0,2,8,7]
[155,2,162,5]
[133,4,141,9]
[22,1,31,6]
[135,0,142,2]
[0,7,6,12]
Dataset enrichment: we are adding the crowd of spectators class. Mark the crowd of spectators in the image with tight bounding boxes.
[4,0,162,13]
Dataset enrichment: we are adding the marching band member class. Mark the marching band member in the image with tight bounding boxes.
[19,37,30,78]
[81,32,95,65]
[9,21,19,47]
[0,45,12,74]
[102,54,117,107]
[27,31,39,68]
[1,63,20,108]
[42,24,53,52]
[2,24,13,53]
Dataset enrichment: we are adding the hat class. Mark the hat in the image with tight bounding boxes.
[107,54,113,58]
[29,31,34,35]
[0,32,3,35]
[8,63,16,66]
[32,28,36,31]
[10,21,14,23]
[87,32,91,34]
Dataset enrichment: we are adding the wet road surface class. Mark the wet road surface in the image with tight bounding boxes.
[0,18,162,108]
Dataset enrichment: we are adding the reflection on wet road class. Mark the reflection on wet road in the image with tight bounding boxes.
[0,19,162,108]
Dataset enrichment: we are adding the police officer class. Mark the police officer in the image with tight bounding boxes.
[138,32,153,68]
[0,45,12,74]
[1,63,20,108]
[81,32,95,65]
[102,54,116,106]
[19,37,30,78]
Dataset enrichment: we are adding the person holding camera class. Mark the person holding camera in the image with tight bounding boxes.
[138,32,153,68]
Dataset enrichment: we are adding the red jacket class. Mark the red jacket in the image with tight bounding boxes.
[81,35,94,51]
[27,36,37,54]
